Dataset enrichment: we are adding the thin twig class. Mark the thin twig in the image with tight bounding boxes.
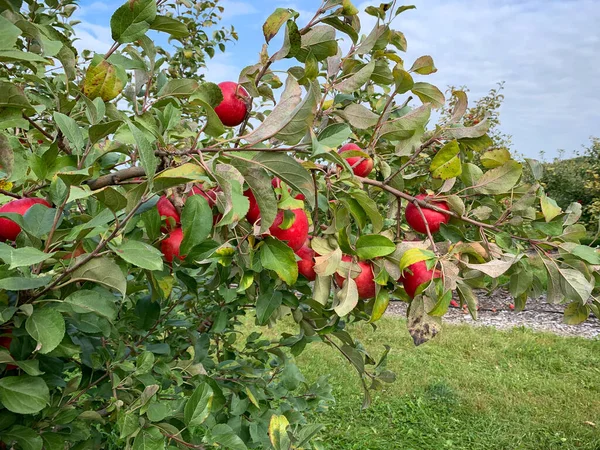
[22,114,53,141]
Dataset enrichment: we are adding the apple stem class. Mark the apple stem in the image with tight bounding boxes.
[413,200,439,255]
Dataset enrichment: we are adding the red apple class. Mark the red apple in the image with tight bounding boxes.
[0,198,51,242]
[214,81,250,127]
[160,228,185,263]
[404,193,450,234]
[295,243,316,281]
[244,189,261,224]
[189,185,218,208]
[334,255,376,300]
[509,303,515,310]
[450,299,459,308]
[338,143,374,177]
[157,196,180,233]
[399,260,441,299]
[0,331,17,371]
[268,209,308,252]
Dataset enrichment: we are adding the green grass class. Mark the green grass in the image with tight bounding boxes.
[259,317,600,449]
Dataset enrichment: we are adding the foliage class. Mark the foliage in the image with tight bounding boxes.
[0,0,598,448]
[540,137,600,236]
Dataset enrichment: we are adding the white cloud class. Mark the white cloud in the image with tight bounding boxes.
[354,0,600,158]
[199,52,244,84]
[73,22,112,55]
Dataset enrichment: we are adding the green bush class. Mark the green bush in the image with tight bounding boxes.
[541,138,600,236]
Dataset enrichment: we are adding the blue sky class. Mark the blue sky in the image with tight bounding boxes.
[75,0,600,159]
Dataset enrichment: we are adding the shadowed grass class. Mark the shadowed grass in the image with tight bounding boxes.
[253,316,600,449]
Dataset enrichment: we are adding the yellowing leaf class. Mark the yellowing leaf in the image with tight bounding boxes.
[429,140,461,179]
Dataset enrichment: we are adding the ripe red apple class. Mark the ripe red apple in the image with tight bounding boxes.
[334,255,376,300]
[0,198,51,242]
[338,143,374,177]
[244,189,261,224]
[214,81,250,127]
[157,196,180,233]
[160,228,185,263]
[0,331,17,371]
[269,209,308,252]
[450,299,459,308]
[399,260,441,299]
[189,185,218,208]
[295,243,316,281]
[404,193,450,234]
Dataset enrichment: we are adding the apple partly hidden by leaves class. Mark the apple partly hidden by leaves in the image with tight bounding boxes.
[335,255,376,300]
[405,194,450,234]
[269,209,309,252]
[214,81,250,127]
[0,198,51,242]
[157,196,180,232]
[338,143,374,177]
[400,260,442,299]
[189,184,219,208]
[161,227,185,263]
[296,243,317,281]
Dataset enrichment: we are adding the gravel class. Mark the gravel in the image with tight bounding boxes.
[386,289,600,339]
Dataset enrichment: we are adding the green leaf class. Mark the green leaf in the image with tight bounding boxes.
[0,276,50,291]
[0,376,49,414]
[82,59,125,102]
[411,82,445,109]
[273,82,318,145]
[253,152,315,208]
[260,237,298,285]
[0,244,54,269]
[351,190,383,233]
[355,235,395,260]
[153,163,206,191]
[338,103,380,129]
[25,308,65,354]
[0,82,34,114]
[53,112,85,153]
[0,16,21,51]
[269,414,291,450]
[128,122,158,183]
[1,425,43,450]
[318,123,351,148]
[89,120,122,145]
[0,50,48,64]
[444,120,490,139]
[409,55,437,75]
[392,67,414,93]
[180,194,213,254]
[210,424,248,450]
[561,244,600,265]
[112,240,164,271]
[244,76,302,145]
[464,258,516,278]
[111,0,157,43]
[149,15,189,39]
[94,186,127,212]
[563,302,589,325]
[230,161,277,232]
[525,158,543,180]
[131,427,165,450]
[429,140,461,180]
[474,161,522,195]
[0,134,13,177]
[540,194,562,223]
[379,104,430,141]
[263,8,298,43]
[157,79,198,98]
[369,288,390,323]
[256,291,283,325]
[64,289,118,322]
[71,256,127,297]
[399,248,436,271]
[481,148,511,168]
[336,60,376,94]
[334,277,359,317]
[191,97,225,137]
[184,383,214,426]
[427,289,452,317]
[559,268,593,304]
[457,281,478,320]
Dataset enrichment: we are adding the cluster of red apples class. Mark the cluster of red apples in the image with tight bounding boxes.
[210,81,452,300]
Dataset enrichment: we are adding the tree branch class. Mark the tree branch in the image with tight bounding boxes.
[86,167,146,190]
[0,189,21,199]
[22,114,53,141]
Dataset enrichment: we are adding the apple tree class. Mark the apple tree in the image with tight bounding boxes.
[0,0,599,448]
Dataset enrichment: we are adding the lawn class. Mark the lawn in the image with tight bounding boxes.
[260,317,600,449]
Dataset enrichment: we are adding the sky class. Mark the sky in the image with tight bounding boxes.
[75,0,600,160]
